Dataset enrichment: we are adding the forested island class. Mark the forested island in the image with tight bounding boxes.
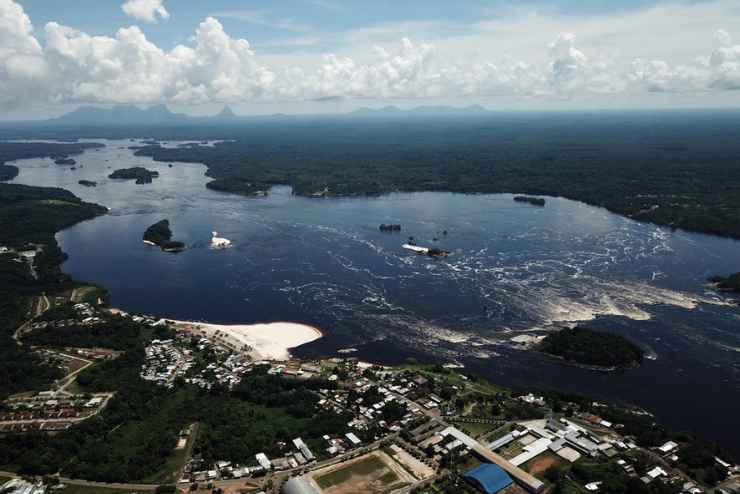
[53,157,76,166]
[514,195,546,206]
[538,327,645,369]
[143,219,186,252]
[379,224,402,231]
[78,179,97,187]
[109,167,159,184]
[205,177,269,196]
[710,273,740,294]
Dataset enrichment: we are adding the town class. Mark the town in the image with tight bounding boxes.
[1,299,739,494]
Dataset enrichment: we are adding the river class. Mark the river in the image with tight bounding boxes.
[9,139,740,454]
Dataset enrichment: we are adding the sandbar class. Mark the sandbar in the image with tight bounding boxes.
[169,319,323,361]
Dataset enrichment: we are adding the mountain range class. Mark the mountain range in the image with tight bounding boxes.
[43,104,491,126]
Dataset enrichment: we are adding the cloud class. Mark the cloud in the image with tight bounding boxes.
[3,0,740,110]
[0,0,47,109]
[41,16,273,104]
[628,29,740,92]
[121,0,169,23]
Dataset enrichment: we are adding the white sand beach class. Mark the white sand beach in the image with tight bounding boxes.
[169,320,323,361]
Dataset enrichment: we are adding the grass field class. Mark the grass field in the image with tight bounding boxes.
[313,453,408,494]
[316,456,391,489]
[457,421,497,438]
[482,423,514,444]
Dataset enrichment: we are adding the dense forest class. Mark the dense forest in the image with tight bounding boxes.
[22,310,144,351]
[136,112,740,239]
[0,184,107,247]
[538,327,645,368]
[0,183,106,399]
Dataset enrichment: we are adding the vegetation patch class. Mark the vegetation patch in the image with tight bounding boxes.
[143,219,186,252]
[710,272,740,294]
[539,327,644,369]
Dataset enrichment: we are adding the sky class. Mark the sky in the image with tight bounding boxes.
[2,0,740,119]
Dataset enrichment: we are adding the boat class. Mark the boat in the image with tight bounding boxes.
[211,231,232,249]
[402,243,430,254]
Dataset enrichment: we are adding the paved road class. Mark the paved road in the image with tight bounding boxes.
[0,471,157,492]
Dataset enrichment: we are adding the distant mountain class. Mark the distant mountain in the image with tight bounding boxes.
[351,105,404,115]
[349,104,488,117]
[410,104,488,115]
[213,105,237,120]
[52,104,189,126]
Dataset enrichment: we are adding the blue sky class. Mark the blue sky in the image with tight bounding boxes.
[3,0,740,118]
[17,0,668,52]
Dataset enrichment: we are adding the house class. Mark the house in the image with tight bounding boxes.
[658,441,678,454]
[345,432,362,446]
[255,452,272,470]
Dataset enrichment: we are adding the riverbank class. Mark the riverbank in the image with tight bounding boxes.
[168,319,323,361]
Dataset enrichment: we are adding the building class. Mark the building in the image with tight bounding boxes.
[1,479,46,494]
[293,437,316,461]
[345,432,362,446]
[464,464,514,494]
[256,452,272,470]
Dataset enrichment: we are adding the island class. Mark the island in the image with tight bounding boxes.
[143,219,186,252]
[379,224,402,232]
[78,180,97,187]
[109,167,160,184]
[710,273,740,294]
[205,178,268,197]
[538,326,645,369]
[54,158,77,166]
[0,164,18,181]
[427,247,450,257]
[514,195,546,206]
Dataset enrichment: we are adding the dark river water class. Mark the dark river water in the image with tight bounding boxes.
[9,140,740,454]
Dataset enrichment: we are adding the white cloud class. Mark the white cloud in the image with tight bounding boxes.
[0,0,47,108]
[42,16,274,105]
[121,0,169,23]
[628,29,740,92]
[3,0,740,111]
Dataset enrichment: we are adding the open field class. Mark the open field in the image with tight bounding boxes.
[457,421,498,438]
[521,451,565,477]
[311,451,413,494]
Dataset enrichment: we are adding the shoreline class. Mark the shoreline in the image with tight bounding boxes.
[166,318,324,361]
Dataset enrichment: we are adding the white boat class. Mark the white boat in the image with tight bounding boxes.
[211,231,232,249]
[402,243,429,254]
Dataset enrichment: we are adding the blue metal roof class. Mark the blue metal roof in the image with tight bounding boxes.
[464,463,514,494]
